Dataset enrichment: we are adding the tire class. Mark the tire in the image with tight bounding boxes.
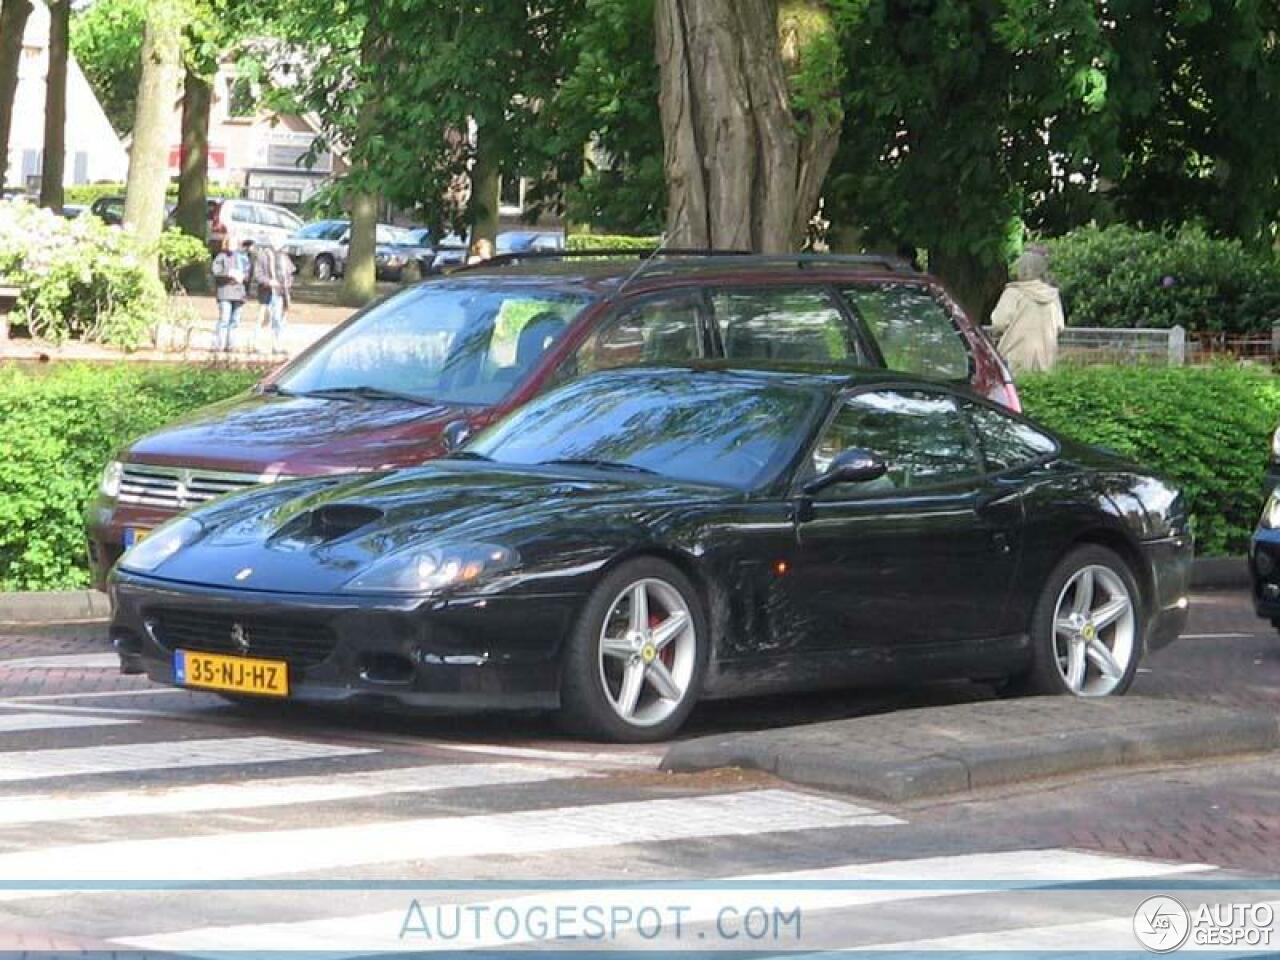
[314,255,334,281]
[1019,544,1143,697]
[559,557,708,742]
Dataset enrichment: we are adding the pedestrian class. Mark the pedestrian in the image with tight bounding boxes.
[268,247,296,356]
[247,240,276,354]
[466,236,493,264]
[211,236,250,353]
[989,245,1066,375]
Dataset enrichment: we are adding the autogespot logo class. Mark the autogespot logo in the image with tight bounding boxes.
[1134,895,1191,953]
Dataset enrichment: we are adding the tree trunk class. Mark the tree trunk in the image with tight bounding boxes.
[0,0,34,193]
[469,121,501,249]
[175,66,211,292]
[930,248,1008,327]
[341,20,383,306]
[654,0,840,252]
[123,1,182,268]
[37,0,68,209]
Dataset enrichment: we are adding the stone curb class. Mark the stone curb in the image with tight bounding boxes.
[0,590,109,625]
[1190,555,1248,589]
[662,698,1280,804]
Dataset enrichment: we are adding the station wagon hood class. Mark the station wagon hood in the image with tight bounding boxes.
[145,464,729,594]
[124,391,477,475]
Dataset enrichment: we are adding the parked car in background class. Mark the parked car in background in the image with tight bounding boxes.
[88,195,126,225]
[497,229,565,254]
[108,365,1190,740]
[283,221,417,280]
[59,204,86,219]
[388,227,437,277]
[430,234,468,271]
[87,251,1020,585]
[209,199,303,253]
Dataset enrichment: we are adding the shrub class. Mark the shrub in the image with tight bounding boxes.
[0,200,165,348]
[566,233,661,251]
[62,182,242,205]
[155,228,210,292]
[1046,224,1280,335]
[0,363,262,590]
[1020,365,1280,557]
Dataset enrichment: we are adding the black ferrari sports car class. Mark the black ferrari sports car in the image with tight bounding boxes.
[109,366,1192,741]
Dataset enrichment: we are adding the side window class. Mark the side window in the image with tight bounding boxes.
[714,288,861,364]
[811,390,981,496]
[576,295,702,375]
[964,401,1057,473]
[229,204,254,224]
[842,285,971,380]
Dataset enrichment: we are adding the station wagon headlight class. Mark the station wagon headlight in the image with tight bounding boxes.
[100,460,123,499]
[1263,490,1280,530]
[345,543,517,594]
[118,517,205,573]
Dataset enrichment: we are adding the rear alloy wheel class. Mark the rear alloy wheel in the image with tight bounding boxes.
[560,559,706,741]
[1022,545,1142,697]
[314,255,334,281]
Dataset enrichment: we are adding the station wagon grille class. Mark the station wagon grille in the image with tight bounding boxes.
[148,609,339,669]
[118,464,268,510]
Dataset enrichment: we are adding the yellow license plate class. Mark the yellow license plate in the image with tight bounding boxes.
[174,649,289,697]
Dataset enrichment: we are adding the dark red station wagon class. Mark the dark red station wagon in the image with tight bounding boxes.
[87,251,1018,585]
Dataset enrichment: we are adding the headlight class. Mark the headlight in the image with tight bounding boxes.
[118,517,205,573]
[100,460,123,498]
[345,543,517,594]
[1272,427,1280,459]
[1263,491,1280,530]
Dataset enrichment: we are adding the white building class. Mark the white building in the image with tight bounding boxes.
[2,0,129,191]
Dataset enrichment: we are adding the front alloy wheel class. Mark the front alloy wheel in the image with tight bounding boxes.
[560,558,707,741]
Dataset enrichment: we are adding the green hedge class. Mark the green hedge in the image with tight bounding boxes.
[1046,224,1280,334]
[0,363,261,590]
[62,182,243,205]
[1020,365,1280,557]
[566,233,661,251]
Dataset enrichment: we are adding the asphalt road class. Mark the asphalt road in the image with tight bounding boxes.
[0,589,1276,954]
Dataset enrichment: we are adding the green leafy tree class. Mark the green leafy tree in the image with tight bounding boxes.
[0,0,35,192]
[826,0,1112,319]
[69,0,146,137]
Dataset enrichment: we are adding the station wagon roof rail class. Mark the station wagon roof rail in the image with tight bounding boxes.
[448,248,918,277]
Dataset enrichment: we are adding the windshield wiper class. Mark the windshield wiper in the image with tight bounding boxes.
[539,457,659,475]
[296,386,439,407]
[446,451,492,461]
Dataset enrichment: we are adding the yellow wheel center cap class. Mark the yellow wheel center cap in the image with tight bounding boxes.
[641,644,657,664]
[1081,623,1096,641]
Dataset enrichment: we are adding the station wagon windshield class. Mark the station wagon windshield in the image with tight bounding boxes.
[469,373,822,491]
[277,284,592,407]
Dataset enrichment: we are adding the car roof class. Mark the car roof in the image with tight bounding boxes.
[452,251,930,295]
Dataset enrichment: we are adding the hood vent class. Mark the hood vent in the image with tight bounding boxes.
[272,503,384,546]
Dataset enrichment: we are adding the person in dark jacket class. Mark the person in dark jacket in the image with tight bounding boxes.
[211,237,250,352]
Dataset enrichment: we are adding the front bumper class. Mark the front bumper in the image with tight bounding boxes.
[1142,534,1193,651]
[110,572,579,711]
[1249,527,1280,622]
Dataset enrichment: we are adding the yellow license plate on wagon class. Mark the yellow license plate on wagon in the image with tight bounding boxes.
[174,649,289,697]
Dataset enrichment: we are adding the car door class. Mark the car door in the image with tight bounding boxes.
[782,386,1023,662]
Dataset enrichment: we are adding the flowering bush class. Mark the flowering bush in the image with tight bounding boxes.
[0,199,166,349]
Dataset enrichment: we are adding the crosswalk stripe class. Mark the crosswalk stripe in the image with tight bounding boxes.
[0,789,898,885]
[0,762,589,826]
[115,849,1214,953]
[0,712,136,733]
[0,653,121,670]
[0,736,375,783]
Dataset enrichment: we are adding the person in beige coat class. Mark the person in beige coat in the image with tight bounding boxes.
[990,248,1065,374]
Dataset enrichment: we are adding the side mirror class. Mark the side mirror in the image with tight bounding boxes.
[802,448,888,496]
[441,419,473,453]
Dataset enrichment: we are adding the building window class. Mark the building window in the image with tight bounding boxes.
[227,75,256,119]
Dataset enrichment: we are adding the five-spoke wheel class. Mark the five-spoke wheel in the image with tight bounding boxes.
[1020,545,1143,697]
[560,558,706,741]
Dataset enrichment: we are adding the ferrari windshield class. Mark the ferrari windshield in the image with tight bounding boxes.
[277,283,591,407]
[469,371,823,491]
